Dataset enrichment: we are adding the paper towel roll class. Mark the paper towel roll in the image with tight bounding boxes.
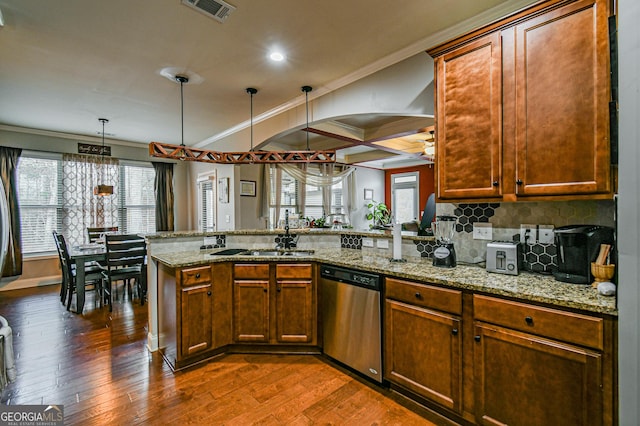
[393,222,402,259]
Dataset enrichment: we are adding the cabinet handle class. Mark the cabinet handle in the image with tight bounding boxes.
[474,335,481,342]
[492,181,499,187]
[415,292,421,299]
[525,316,533,325]
[452,328,458,336]
[207,291,211,296]
[195,273,200,279]
[277,287,281,292]
[516,179,523,185]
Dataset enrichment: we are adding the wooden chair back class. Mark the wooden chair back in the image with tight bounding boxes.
[87,226,118,243]
[103,234,146,272]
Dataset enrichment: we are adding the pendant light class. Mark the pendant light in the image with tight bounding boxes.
[94,118,114,196]
[301,85,312,150]
[246,87,257,151]
[176,75,189,160]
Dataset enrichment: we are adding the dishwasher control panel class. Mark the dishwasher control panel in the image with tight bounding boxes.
[320,265,381,290]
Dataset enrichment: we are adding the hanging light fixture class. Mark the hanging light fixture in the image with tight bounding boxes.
[94,118,114,196]
[176,75,189,160]
[246,87,258,151]
[423,129,435,161]
[149,82,336,163]
[302,85,312,150]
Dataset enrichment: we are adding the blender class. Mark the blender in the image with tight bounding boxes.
[433,215,457,267]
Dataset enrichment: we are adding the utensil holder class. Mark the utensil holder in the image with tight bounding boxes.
[591,262,615,288]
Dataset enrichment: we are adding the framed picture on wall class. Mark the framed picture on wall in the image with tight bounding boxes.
[218,177,229,203]
[364,188,374,200]
[239,180,256,197]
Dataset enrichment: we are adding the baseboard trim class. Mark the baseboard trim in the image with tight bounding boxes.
[0,276,60,292]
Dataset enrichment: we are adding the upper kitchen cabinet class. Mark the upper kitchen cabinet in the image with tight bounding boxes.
[429,0,613,202]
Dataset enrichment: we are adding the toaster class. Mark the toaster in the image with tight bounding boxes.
[486,241,522,275]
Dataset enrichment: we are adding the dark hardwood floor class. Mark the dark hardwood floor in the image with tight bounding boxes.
[0,284,439,425]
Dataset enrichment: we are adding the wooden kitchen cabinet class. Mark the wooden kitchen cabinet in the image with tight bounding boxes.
[233,263,316,345]
[429,0,613,202]
[233,264,270,342]
[275,264,314,343]
[158,262,233,370]
[384,278,463,413]
[473,294,613,426]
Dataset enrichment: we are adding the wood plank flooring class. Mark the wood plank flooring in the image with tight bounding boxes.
[0,285,440,425]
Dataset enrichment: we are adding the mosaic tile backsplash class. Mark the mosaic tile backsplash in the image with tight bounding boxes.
[436,200,616,270]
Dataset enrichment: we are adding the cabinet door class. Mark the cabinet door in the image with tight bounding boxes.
[275,279,313,343]
[435,32,502,200]
[385,299,462,412]
[512,0,611,196]
[233,280,270,342]
[474,322,602,426]
[180,283,212,357]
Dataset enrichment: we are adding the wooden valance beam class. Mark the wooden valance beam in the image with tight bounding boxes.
[149,141,336,164]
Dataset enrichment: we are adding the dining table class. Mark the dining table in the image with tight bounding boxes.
[68,243,106,314]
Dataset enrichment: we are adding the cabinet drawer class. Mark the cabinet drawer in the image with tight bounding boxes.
[473,295,603,350]
[181,266,211,286]
[276,263,312,279]
[234,263,270,280]
[385,278,462,315]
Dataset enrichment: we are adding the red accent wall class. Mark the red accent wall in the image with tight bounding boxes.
[384,164,435,218]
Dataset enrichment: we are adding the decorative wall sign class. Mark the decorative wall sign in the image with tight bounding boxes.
[364,188,374,200]
[78,143,111,156]
[239,180,256,197]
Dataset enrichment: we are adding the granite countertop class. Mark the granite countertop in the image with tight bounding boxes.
[151,247,617,316]
[144,228,434,241]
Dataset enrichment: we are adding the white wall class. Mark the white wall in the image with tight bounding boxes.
[351,166,385,230]
[618,0,640,423]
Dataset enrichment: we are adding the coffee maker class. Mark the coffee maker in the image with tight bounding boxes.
[433,215,457,268]
[553,225,615,284]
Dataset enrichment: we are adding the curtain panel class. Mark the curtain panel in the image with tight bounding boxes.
[62,153,119,247]
[152,162,174,232]
[0,147,23,277]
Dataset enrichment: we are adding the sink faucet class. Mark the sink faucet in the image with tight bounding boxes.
[277,209,297,250]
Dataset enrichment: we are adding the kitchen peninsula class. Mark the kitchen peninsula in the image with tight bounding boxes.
[146,229,617,425]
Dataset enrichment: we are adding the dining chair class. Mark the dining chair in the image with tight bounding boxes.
[87,226,119,243]
[52,231,104,311]
[102,234,147,312]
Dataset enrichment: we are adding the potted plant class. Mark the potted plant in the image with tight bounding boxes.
[365,201,392,229]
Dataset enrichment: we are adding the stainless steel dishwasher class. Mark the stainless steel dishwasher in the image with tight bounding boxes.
[320,264,382,383]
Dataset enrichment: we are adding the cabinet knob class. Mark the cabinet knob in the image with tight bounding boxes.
[474,335,481,342]
[516,179,523,185]
[195,273,200,279]
[277,287,281,292]
[207,291,211,296]
[452,328,459,336]
[525,316,533,325]
[492,181,499,187]
[415,292,421,299]
[263,288,268,293]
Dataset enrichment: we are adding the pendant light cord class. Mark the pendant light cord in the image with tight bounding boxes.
[176,75,189,148]
[99,117,108,178]
[246,88,258,152]
[302,86,312,150]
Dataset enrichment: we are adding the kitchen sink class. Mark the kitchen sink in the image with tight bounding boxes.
[241,250,315,257]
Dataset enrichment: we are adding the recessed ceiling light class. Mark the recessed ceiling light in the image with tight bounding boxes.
[269,51,285,62]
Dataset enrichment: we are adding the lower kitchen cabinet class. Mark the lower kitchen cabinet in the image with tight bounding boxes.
[384,278,463,413]
[180,275,213,356]
[233,264,270,342]
[158,262,233,370]
[233,262,316,345]
[473,294,614,426]
[275,264,314,343]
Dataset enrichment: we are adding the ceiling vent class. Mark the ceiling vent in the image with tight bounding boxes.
[181,0,236,23]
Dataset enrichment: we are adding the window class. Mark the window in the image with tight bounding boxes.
[269,168,299,226]
[16,153,156,255]
[391,172,419,223]
[197,174,216,232]
[304,181,343,219]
